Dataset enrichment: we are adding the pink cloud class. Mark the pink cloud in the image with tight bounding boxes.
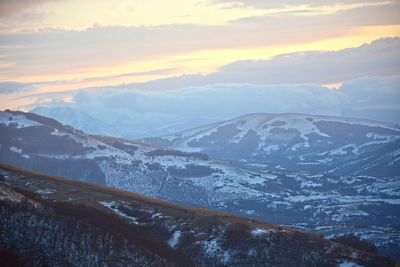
[0,0,56,16]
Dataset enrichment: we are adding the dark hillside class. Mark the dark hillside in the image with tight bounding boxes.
[0,163,396,267]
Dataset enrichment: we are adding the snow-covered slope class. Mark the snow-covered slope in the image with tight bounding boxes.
[31,106,121,137]
[1,110,399,259]
[143,113,400,176]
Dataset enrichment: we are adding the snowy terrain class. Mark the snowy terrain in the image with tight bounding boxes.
[143,113,400,176]
[1,110,399,259]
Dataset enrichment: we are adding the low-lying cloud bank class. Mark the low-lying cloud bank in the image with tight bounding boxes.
[34,75,400,138]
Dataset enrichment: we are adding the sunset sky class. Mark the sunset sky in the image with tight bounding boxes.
[0,0,400,113]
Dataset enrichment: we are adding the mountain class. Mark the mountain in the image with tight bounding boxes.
[30,106,217,139]
[143,113,400,176]
[1,109,399,259]
[0,163,395,267]
[0,166,192,267]
[31,106,121,137]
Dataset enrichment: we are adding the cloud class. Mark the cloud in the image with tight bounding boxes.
[208,38,400,84]
[11,37,399,101]
[33,75,400,138]
[80,68,177,83]
[109,37,400,90]
[0,0,56,16]
[339,76,400,109]
[227,1,400,27]
[0,24,225,77]
[1,1,399,78]
[0,81,37,94]
[210,0,392,9]
[7,37,400,98]
[0,80,68,95]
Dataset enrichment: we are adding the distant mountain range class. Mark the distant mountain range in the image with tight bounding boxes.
[31,106,218,139]
[2,164,394,267]
[143,113,400,176]
[1,109,399,259]
[31,106,122,137]
[30,107,400,177]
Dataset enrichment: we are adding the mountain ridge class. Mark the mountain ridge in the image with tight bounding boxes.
[1,109,399,259]
[143,112,400,176]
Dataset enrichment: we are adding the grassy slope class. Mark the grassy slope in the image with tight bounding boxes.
[0,163,397,267]
[0,162,277,230]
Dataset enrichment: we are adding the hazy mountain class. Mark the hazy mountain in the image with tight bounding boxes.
[1,110,399,259]
[31,106,121,137]
[341,108,400,124]
[143,113,400,176]
[30,106,216,139]
[0,164,395,267]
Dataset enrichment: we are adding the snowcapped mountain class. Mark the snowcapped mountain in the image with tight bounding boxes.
[31,106,121,137]
[143,113,400,176]
[1,110,399,259]
[2,164,393,267]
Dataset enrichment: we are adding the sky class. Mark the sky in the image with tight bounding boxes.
[0,0,399,129]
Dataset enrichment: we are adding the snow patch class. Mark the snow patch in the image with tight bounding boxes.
[168,230,181,248]
[35,189,55,194]
[339,261,362,267]
[152,212,169,219]
[99,201,139,224]
[0,186,23,202]
[251,228,270,236]
[9,146,22,153]
[0,112,41,128]
[301,180,322,188]
[329,144,357,155]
